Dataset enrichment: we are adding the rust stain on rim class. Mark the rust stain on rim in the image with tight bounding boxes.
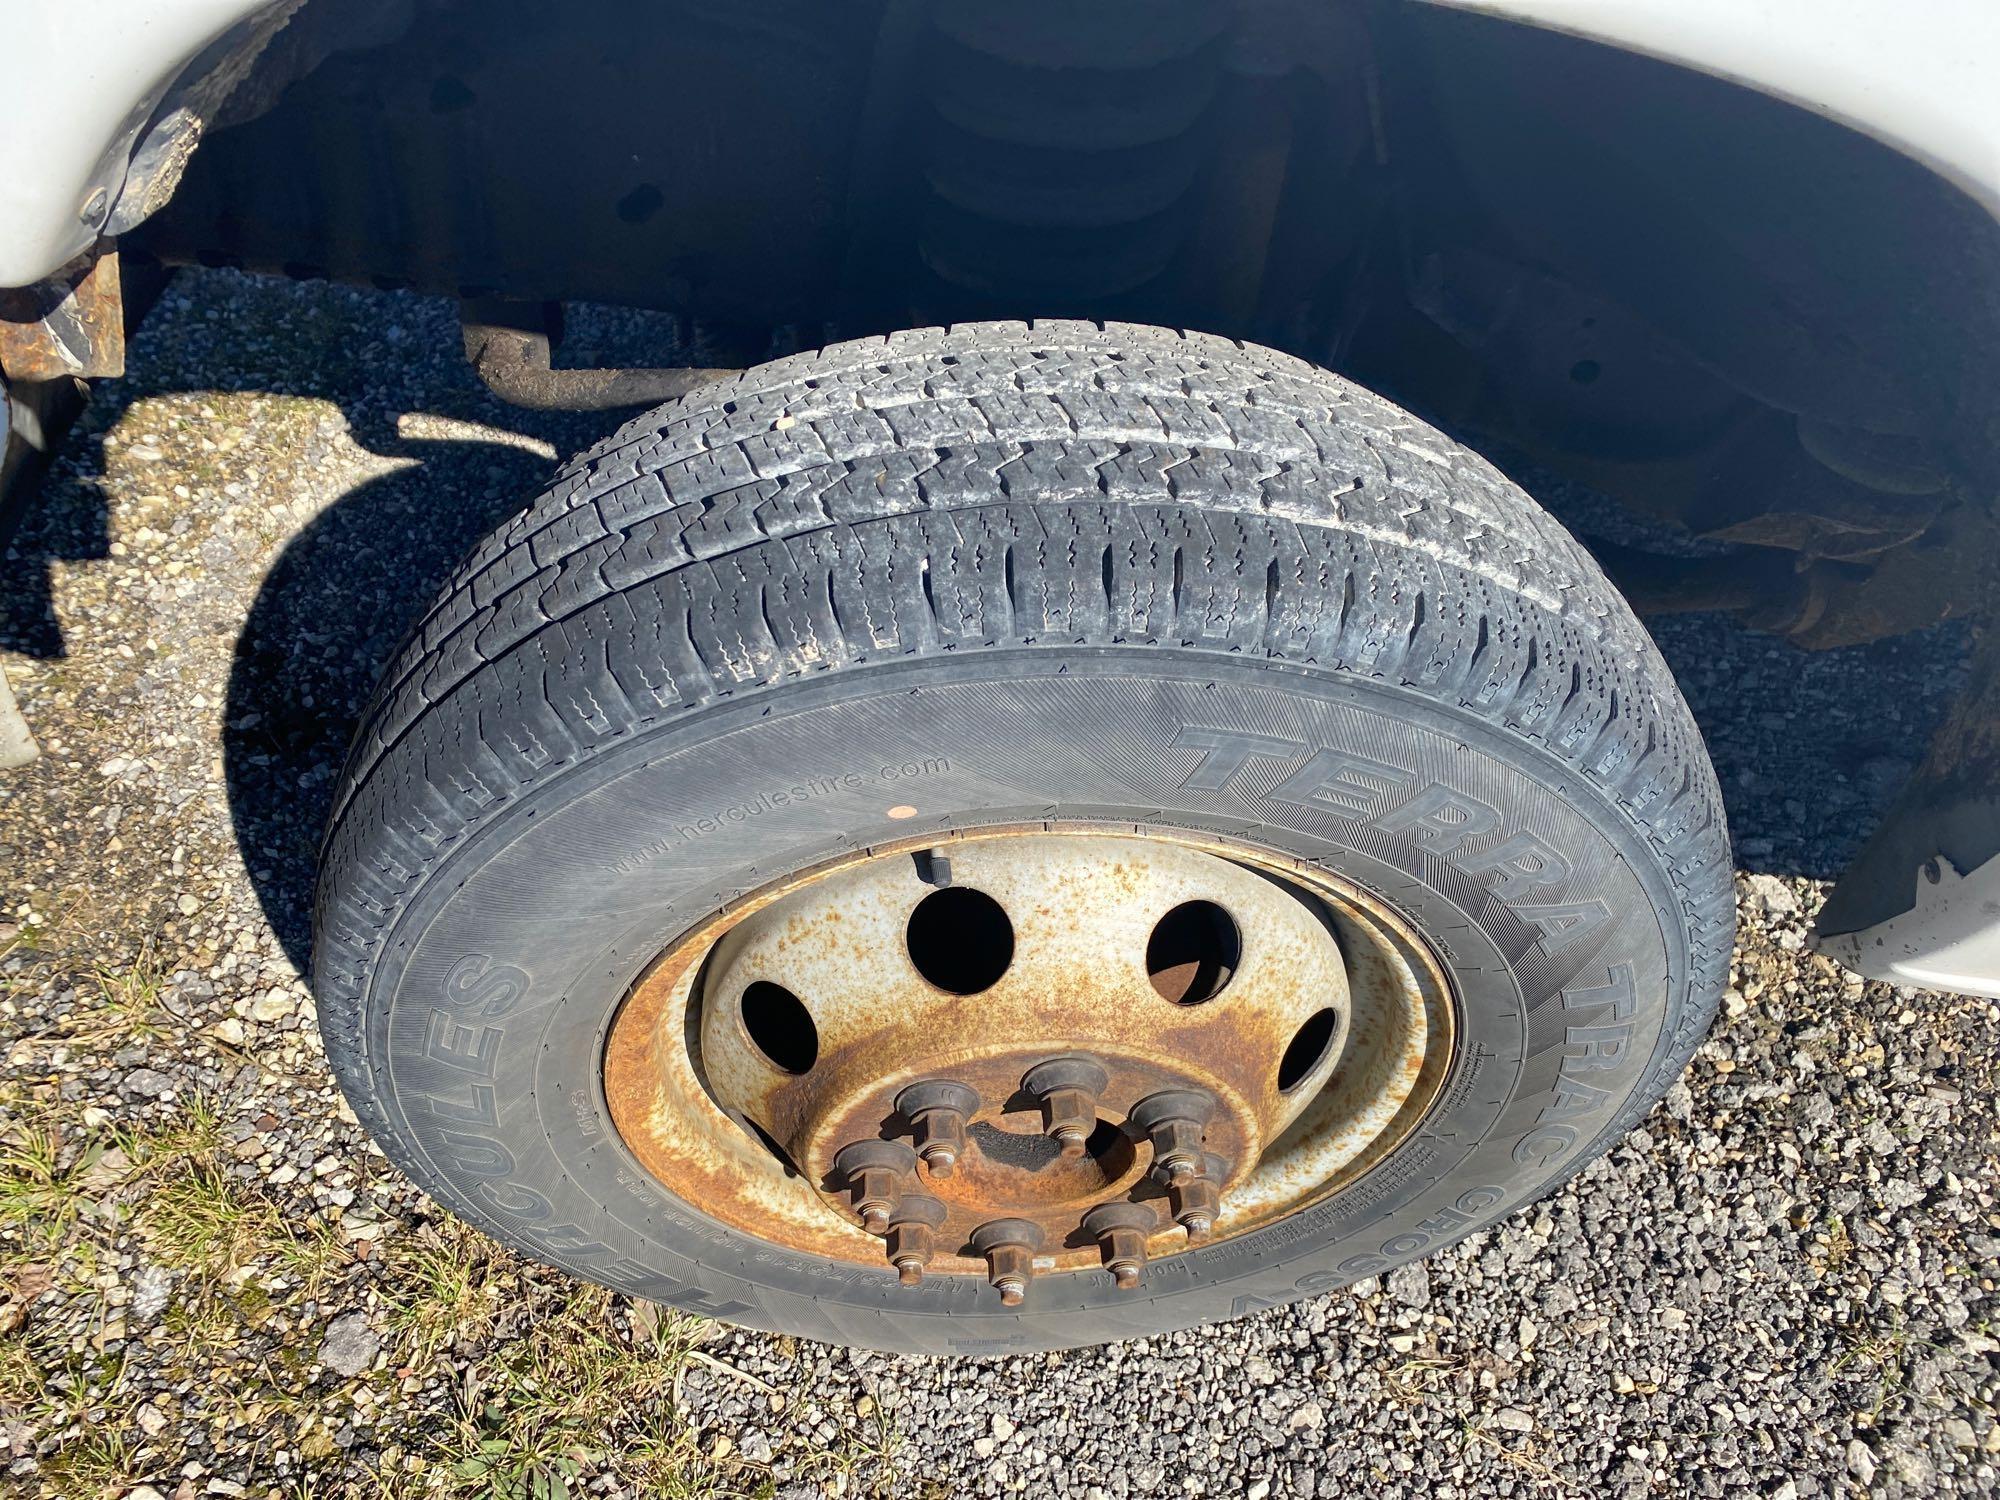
[602,824,1456,1279]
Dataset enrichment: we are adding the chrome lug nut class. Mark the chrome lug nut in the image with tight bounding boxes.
[1128,1089,1216,1186]
[1169,1153,1230,1241]
[1081,1201,1159,1291]
[1023,1056,1109,1160]
[832,1139,918,1233]
[894,1079,980,1179]
[883,1194,949,1285]
[970,1218,1044,1306]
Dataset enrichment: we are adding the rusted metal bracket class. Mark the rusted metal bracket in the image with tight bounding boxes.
[460,299,736,412]
[0,245,126,383]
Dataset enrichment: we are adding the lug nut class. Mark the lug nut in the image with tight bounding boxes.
[832,1139,918,1233]
[883,1194,949,1285]
[970,1218,1044,1306]
[1169,1153,1230,1241]
[1081,1202,1159,1291]
[1023,1056,1109,1160]
[1128,1089,1216,1186]
[894,1080,980,1179]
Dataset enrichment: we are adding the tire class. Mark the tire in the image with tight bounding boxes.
[313,322,1733,1354]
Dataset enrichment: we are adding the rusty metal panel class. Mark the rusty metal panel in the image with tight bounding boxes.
[0,248,125,383]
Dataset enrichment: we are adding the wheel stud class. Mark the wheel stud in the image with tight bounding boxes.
[832,1140,918,1233]
[1128,1089,1216,1186]
[970,1218,1044,1306]
[1023,1056,1108,1160]
[1169,1153,1229,1241]
[1081,1202,1158,1291]
[883,1195,949,1285]
[894,1080,980,1179]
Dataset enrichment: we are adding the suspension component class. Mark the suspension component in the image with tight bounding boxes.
[1129,1089,1216,1186]
[970,1218,1044,1306]
[832,1139,918,1233]
[916,0,1228,312]
[1023,1056,1109,1159]
[884,1194,950,1286]
[894,1079,980,1178]
[1081,1201,1159,1291]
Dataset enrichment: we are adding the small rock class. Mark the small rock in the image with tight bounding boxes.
[249,990,295,1023]
[1888,1445,1935,1487]
[131,1265,172,1323]
[1744,874,1799,915]
[1386,1261,1431,1311]
[1247,1482,1271,1500]
[1287,1402,1325,1432]
[80,1147,133,1192]
[1493,1407,1534,1434]
[991,1414,1016,1441]
[317,1312,379,1377]
[211,1018,245,1046]
[176,894,200,917]
[1945,1418,1977,1449]
[123,1069,174,1100]
[1844,1442,1876,1485]
[136,1405,168,1436]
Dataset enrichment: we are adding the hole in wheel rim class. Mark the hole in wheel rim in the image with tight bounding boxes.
[1146,899,1240,1004]
[1277,1007,1340,1092]
[906,886,1014,994]
[739,981,818,1074]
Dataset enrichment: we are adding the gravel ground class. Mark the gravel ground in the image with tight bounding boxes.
[1,269,1996,1499]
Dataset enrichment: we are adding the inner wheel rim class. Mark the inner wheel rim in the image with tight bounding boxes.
[603,826,1457,1298]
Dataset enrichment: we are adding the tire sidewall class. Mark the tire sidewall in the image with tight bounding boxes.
[342,646,1686,1354]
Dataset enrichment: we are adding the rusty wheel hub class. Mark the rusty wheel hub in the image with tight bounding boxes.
[606,829,1453,1303]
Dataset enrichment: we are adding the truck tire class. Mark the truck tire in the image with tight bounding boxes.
[313,322,1732,1354]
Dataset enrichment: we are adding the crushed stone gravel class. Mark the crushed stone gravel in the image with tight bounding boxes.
[0,268,1995,1498]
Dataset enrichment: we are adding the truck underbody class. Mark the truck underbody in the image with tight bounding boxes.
[5,0,2000,989]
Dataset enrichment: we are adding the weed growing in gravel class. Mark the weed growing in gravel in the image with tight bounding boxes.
[75,943,174,1045]
[385,1217,510,1367]
[0,1115,96,1259]
[421,1281,724,1498]
[37,1419,145,1497]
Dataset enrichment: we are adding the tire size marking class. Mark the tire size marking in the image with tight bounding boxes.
[603,759,954,874]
